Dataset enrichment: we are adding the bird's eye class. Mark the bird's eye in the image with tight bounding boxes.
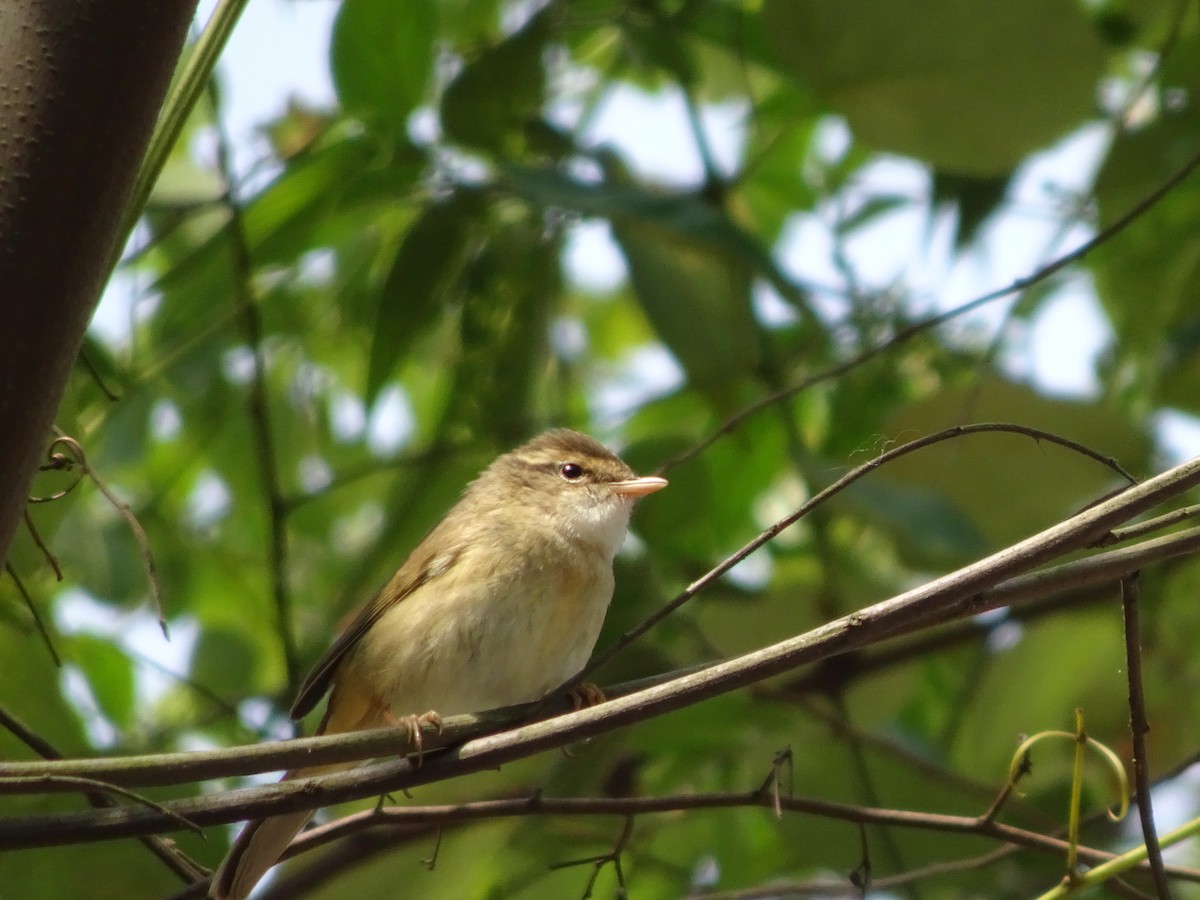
[559,462,585,480]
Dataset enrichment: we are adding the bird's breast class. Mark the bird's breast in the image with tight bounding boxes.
[344,538,615,718]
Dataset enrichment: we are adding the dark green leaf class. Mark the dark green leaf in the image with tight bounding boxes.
[440,9,550,154]
[331,0,438,132]
[504,164,767,396]
[1091,50,1200,405]
[190,626,257,699]
[447,221,560,444]
[763,0,1105,173]
[842,476,988,568]
[366,195,476,402]
[930,168,1013,250]
[70,634,135,731]
[881,375,1152,547]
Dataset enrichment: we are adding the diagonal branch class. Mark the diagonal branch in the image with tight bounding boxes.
[590,422,1136,681]
[2,458,1200,848]
[1121,574,1170,898]
[2,493,1199,799]
[5,521,1200,800]
[0,704,205,883]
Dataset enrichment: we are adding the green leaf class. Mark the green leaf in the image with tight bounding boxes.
[190,626,256,698]
[331,0,438,132]
[953,610,1126,777]
[763,0,1105,174]
[440,9,550,154]
[503,164,764,396]
[842,476,989,568]
[446,221,560,445]
[148,135,376,340]
[437,0,502,44]
[930,168,1013,250]
[366,195,476,402]
[738,110,822,241]
[0,629,86,756]
[834,193,911,237]
[880,374,1152,548]
[612,218,758,398]
[1091,49,1200,408]
[70,634,135,731]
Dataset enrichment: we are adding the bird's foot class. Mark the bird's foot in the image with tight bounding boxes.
[386,709,443,765]
[566,682,606,710]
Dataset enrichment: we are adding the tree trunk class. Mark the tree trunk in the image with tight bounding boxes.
[0,0,197,567]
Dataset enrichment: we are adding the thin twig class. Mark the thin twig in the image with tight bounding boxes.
[210,84,299,691]
[550,813,634,899]
[36,435,168,638]
[793,696,1023,814]
[579,422,1135,687]
[829,692,914,892]
[4,563,60,666]
[0,704,205,883]
[660,144,1200,473]
[1099,504,1200,547]
[1121,574,1170,898]
[4,525,1200,798]
[124,645,242,721]
[0,705,62,759]
[8,775,202,835]
[27,440,85,501]
[274,792,1200,883]
[979,748,1032,825]
[77,347,122,401]
[1109,0,1188,130]
[22,509,62,580]
[754,746,793,819]
[682,88,721,188]
[686,844,1026,897]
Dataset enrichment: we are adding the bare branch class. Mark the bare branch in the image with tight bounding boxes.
[2,524,1198,838]
[4,522,1198,800]
[3,563,60,666]
[214,792,1200,896]
[1121,574,1170,898]
[0,704,205,883]
[1100,504,1200,546]
[35,435,168,638]
[587,422,1137,682]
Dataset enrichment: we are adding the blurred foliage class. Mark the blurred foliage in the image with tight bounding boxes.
[4,0,1200,897]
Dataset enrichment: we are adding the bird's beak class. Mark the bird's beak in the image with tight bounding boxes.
[610,475,668,498]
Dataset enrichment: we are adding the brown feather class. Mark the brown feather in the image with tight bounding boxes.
[289,537,458,720]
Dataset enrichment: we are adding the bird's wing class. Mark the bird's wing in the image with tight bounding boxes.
[288,531,463,721]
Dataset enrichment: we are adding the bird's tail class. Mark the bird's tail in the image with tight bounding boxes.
[210,679,386,899]
[209,760,348,900]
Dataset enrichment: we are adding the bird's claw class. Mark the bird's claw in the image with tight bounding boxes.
[388,709,443,766]
[567,682,606,710]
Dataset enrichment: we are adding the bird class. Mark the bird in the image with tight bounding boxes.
[210,429,667,898]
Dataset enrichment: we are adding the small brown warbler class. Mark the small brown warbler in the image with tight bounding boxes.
[211,429,666,898]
